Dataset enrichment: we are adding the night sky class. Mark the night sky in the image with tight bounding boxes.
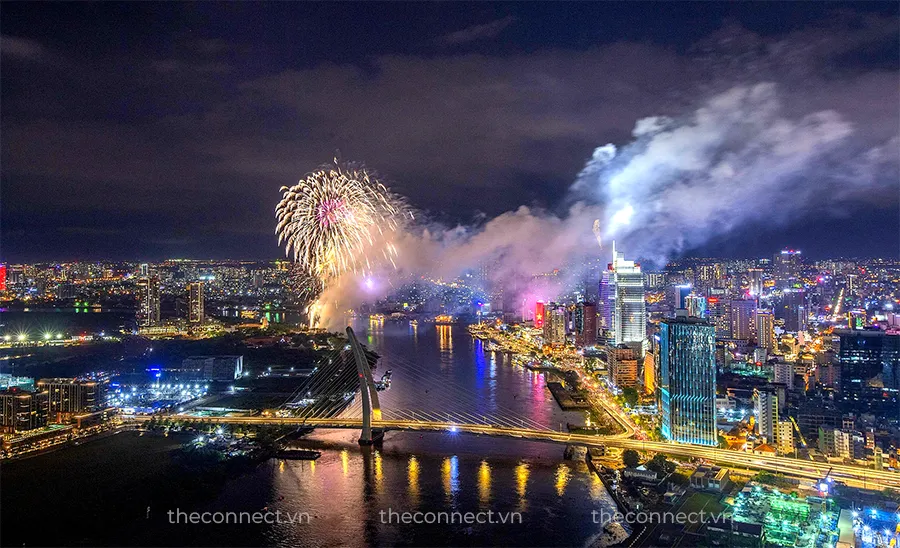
[2,2,898,262]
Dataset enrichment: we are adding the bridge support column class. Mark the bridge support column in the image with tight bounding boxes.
[346,326,384,446]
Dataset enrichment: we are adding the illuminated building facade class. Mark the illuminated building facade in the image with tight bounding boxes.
[747,267,764,296]
[35,378,102,423]
[534,301,545,329]
[573,302,597,347]
[754,388,778,444]
[188,281,204,324]
[774,249,802,288]
[610,344,638,388]
[659,315,716,446]
[836,329,900,414]
[0,389,48,433]
[778,289,807,333]
[611,243,646,348]
[543,303,566,346]
[136,275,161,327]
[755,310,775,352]
[729,297,757,341]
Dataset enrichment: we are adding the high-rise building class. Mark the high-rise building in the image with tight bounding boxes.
[755,310,775,352]
[610,344,638,388]
[543,303,566,346]
[0,264,6,292]
[776,420,794,455]
[685,294,707,319]
[773,361,795,391]
[778,289,807,333]
[0,388,48,433]
[573,302,597,347]
[136,275,161,327]
[672,284,692,310]
[774,249,802,288]
[729,298,757,341]
[747,268,765,297]
[611,243,646,348]
[598,270,615,333]
[659,315,717,446]
[696,263,723,289]
[754,389,778,444]
[188,282,204,324]
[35,378,102,423]
[836,329,900,413]
[534,301,545,329]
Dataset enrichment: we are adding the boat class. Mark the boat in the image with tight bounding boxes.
[274,449,321,460]
[374,369,393,391]
[434,314,455,325]
[409,319,418,326]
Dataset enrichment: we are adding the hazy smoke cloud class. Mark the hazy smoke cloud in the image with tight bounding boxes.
[575,82,898,264]
[318,82,898,327]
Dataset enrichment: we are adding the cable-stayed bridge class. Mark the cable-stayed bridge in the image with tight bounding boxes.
[130,327,900,491]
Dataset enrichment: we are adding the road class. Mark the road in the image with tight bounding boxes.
[129,415,900,490]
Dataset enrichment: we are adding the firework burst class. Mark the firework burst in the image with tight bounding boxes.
[276,159,411,285]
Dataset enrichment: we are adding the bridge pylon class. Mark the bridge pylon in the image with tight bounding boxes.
[346,326,384,445]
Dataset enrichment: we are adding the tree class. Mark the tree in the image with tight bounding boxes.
[646,454,675,475]
[622,387,639,408]
[622,449,640,468]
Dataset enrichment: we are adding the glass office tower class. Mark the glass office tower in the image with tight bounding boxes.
[659,315,717,446]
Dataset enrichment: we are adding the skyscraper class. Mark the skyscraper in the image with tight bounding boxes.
[574,302,597,347]
[754,388,778,444]
[755,310,775,352]
[534,301,545,329]
[778,289,807,333]
[598,270,615,334]
[774,249,802,288]
[836,329,900,414]
[747,268,765,296]
[136,275,160,327]
[188,282,204,324]
[611,243,646,348]
[659,315,717,446]
[729,297,757,341]
[684,294,707,319]
[543,303,566,346]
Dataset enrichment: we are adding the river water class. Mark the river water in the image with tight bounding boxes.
[2,321,620,547]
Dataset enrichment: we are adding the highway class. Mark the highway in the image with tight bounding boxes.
[129,414,900,490]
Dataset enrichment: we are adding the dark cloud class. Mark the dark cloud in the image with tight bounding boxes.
[1,4,897,262]
[1,35,44,60]
[436,16,517,46]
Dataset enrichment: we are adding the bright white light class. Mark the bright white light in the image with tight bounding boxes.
[608,203,635,233]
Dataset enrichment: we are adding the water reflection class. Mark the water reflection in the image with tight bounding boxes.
[478,460,491,506]
[442,455,460,504]
[555,463,571,497]
[374,450,383,493]
[407,455,420,504]
[437,325,452,352]
[340,449,349,476]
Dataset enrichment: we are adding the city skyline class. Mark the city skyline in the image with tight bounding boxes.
[2,3,899,548]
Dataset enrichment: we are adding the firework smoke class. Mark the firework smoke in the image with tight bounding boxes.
[279,83,896,329]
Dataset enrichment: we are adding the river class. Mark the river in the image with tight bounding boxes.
[2,321,620,547]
